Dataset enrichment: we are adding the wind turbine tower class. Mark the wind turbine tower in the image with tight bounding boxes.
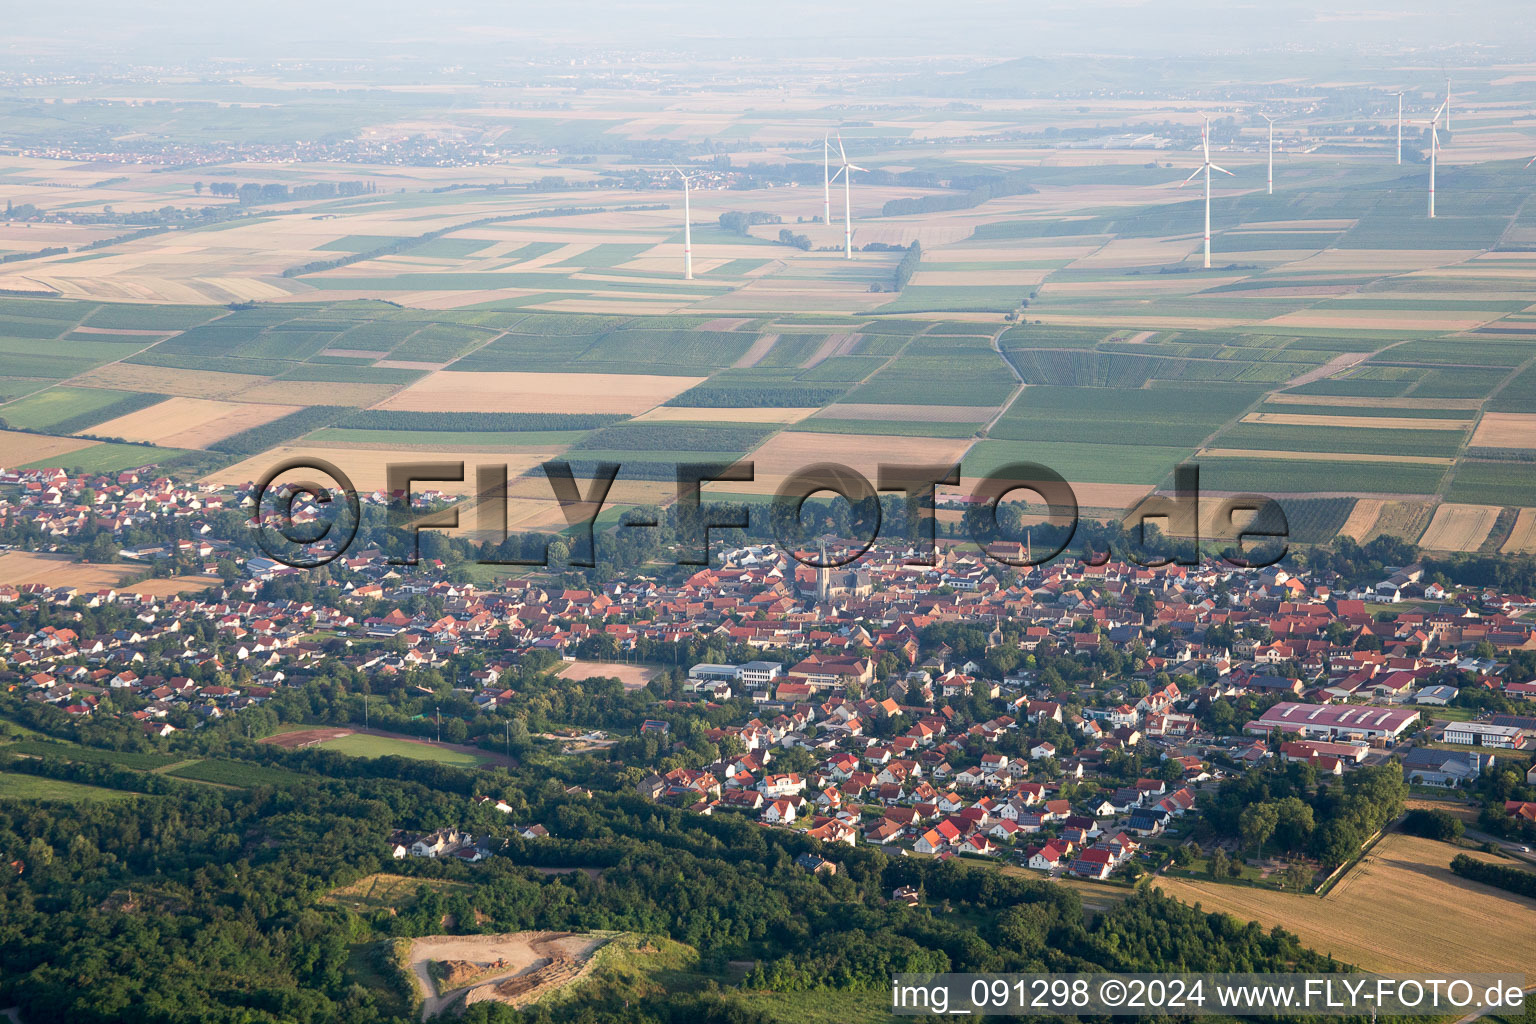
[1426,101,1446,219]
[1395,92,1405,165]
[670,164,693,279]
[1262,114,1277,195]
[822,134,831,225]
[1179,115,1235,269]
[830,133,868,260]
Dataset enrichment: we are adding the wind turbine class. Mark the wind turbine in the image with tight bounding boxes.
[670,164,693,280]
[1395,91,1405,165]
[1445,77,1452,132]
[829,133,868,259]
[822,134,831,225]
[1425,100,1447,219]
[1261,114,1277,195]
[1179,115,1234,269]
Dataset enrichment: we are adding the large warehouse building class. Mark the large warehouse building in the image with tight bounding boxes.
[1245,702,1419,743]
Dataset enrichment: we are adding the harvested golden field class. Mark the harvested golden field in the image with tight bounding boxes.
[908,268,1051,287]
[1199,448,1452,465]
[1417,503,1502,551]
[1262,311,1498,331]
[733,430,973,496]
[202,444,560,496]
[0,551,143,590]
[376,371,704,416]
[120,576,225,598]
[1470,412,1536,449]
[1154,833,1536,974]
[72,364,268,400]
[88,398,302,448]
[1338,498,1384,541]
[234,380,402,407]
[0,429,95,466]
[1266,393,1483,410]
[632,406,817,423]
[1241,412,1475,431]
[1501,508,1536,554]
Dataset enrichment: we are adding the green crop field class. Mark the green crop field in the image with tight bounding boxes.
[795,418,982,438]
[166,758,309,788]
[4,740,181,771]
[963,438,1191,486]
[992,385,1260,447]
[21,442,189,473]
[1194,457,1448,496]
[1207,423,1467,458]
[1446,461,1536,506]
[844,339,1016,406]
[0,770,140,803]
[0,386,138,431]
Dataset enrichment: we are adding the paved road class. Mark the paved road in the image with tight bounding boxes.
[1462,827,1536,866]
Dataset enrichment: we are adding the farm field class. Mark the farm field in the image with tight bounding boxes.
[119,576,226,597]
[376,371,706,416]
[1416,503,1502,552]
[0,770,140,803]
[0,551,144,589]
[88,397,303,448]
[1154,833,1536,975]
[731,429,973,496]
[202,443,560,495]
[1501,508,1536,554]
[5,88,1536,548]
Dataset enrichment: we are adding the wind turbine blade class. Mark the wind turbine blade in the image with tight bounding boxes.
[847,164,869,173]
[837,133,847,163]
[1178,166,1204,187]
[830,166,846,183]
[1210,164,1235,176]
[1526,155,1536,169]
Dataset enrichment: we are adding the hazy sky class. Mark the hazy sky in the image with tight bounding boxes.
[5,1,1532,62]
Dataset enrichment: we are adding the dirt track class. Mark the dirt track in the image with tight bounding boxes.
[407,931,607,1019]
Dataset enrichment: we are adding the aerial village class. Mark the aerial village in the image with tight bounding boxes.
[3,462,1536,882]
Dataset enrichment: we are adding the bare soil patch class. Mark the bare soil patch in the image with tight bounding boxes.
[799,332,861,369]
[557,659,658,692]
[407,931,608,1020]
[731,333,780,368]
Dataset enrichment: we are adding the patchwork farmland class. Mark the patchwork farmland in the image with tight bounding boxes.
[3,82,1536,550]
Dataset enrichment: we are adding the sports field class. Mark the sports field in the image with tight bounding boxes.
[315,733,492,766]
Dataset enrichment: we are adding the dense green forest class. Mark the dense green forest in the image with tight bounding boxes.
[0,744,1357,1024]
